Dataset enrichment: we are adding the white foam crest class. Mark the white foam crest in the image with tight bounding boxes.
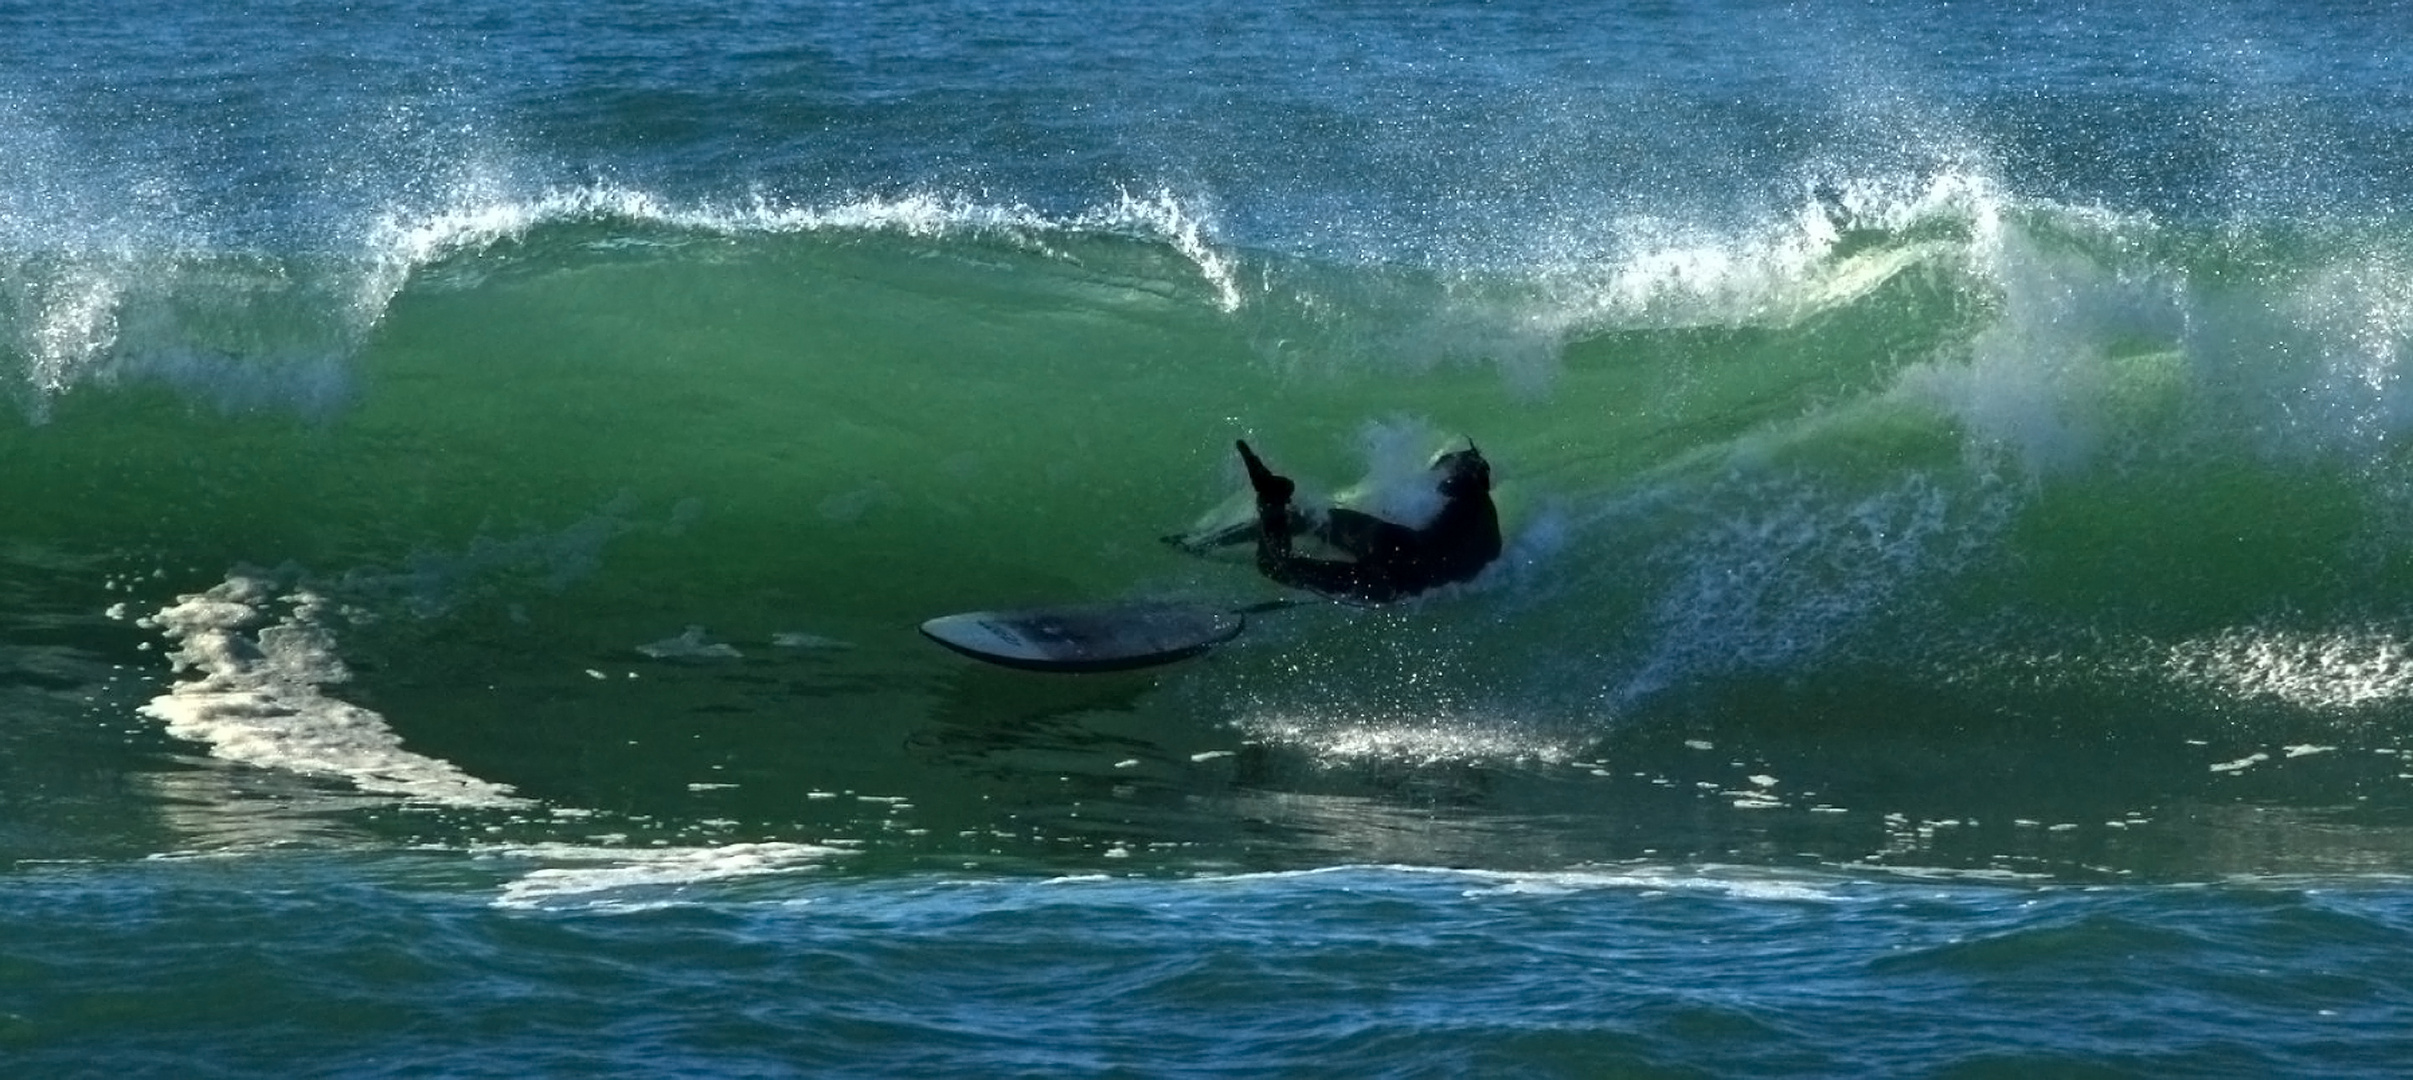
[1583,217,1838,326]
[1368,168,2023,391]
[0,235,374,418]
[1543,169,2011,333]
[487,841,850,910]
[357,181,1245,325]
[1896,212,2187,476]
[1075,186,1244,312]
[140,575,526,809]
[2164,625,2413,712]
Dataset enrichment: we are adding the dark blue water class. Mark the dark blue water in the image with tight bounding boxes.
[7,0,2413,1074]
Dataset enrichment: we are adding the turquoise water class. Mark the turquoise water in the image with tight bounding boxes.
[7,0,2413,1074]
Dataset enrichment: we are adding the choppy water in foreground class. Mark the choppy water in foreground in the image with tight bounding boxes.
[6,857,2411,1078]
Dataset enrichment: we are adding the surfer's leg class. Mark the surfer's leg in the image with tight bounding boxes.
[1255,500,1398,603]
[1257,550,1396,603]
[1167,503,1348,554]
[1315,507,1420,561]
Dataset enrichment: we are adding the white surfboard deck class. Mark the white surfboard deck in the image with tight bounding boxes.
[920,600,1252,673]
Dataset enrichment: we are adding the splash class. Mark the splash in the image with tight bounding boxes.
[1551,169,2016,331]
[1238,706,1585,767]
[1895,205,2185,476]
[2165,625,2413,713]
[1614,469,2018,706]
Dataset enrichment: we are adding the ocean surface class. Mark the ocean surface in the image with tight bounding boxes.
[6,0,2413,1074]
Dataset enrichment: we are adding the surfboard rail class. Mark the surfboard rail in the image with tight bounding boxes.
[919,599,1288,673]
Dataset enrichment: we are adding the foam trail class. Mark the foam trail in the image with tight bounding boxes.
[141,575,526,808]
[488,841,851,911]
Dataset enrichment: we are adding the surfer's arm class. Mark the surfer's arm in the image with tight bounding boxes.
[1254,542,1402,605]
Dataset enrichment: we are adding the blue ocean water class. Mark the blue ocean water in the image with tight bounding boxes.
[7,0,2413,1074]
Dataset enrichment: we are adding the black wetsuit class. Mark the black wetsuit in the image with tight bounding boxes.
[1235,440,1501,604]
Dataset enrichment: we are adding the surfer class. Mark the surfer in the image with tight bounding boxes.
[1207,439,1501,604]
[924,441,1501,672]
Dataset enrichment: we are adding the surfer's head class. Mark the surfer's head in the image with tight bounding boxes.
[1430,442,1490,498]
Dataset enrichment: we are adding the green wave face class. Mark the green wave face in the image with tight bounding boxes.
[8,182,2413,877]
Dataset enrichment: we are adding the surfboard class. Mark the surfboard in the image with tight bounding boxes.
[919,600,1256,673]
